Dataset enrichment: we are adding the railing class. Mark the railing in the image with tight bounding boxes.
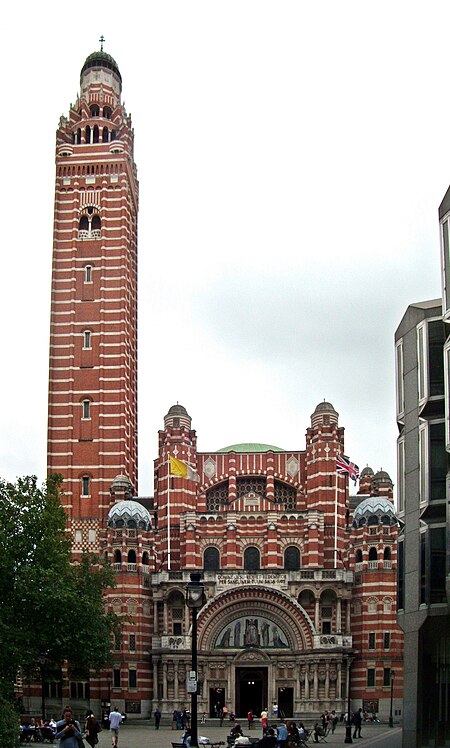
[313,633,352,649]
[151,568,354,586]
[142,564,150,574]
[127,563,137,572]
[383,560,392,569]
[368,561,378,570]
[114,563,121,571]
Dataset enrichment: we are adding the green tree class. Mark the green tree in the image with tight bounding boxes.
[0,474,120,745]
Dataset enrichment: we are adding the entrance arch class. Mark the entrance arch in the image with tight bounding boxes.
[235,667,267,717]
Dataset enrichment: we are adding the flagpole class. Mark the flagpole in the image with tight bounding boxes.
[167,451,171,571]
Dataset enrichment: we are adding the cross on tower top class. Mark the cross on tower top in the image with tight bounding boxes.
[99,35,105,52]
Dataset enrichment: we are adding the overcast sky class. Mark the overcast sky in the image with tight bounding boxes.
[1,2,447,498]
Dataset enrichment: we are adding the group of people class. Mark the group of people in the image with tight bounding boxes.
[20,706,125,747]
[172,707,192,731]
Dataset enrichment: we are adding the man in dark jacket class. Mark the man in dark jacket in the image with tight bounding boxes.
[352,708,363,739]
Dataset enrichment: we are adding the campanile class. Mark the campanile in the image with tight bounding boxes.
[47,46,138,526]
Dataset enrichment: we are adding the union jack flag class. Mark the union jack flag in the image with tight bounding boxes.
[336,454,360,484]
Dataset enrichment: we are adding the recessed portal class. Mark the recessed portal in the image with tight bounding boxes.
[278,686,294,718]
[235,667,267,718]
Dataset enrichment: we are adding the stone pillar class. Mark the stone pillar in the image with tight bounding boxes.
[153,600,159,634]
[174,663,179,701]
[325,662,330,699]
[153,662,158,702]
[346,599,351,632]
[337,661,342,701]
[315,597,320,631]
[304,664,310,700]
[336,598,342,632]
[163,600,168,633]
[313,663,319,700]
[163,662,168,700]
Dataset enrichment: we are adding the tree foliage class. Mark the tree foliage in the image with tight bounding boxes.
[0,474,119,690]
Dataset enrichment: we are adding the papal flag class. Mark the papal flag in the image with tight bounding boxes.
[169,455,200,482]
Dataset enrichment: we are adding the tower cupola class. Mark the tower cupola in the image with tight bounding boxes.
[311,400,339,428]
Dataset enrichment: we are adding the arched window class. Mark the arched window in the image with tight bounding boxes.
[384,547,391,560]
[284,546,301,570]
[81,476,90,496]
[76,128,82,144]
[93,125,99,144]
[204,547,220,571]
[83,331,91,349]
[114,550,122,564]
[90,104,100,117]
[244,546,260,571]
[82,400,91,419]
[128,549,137,563]
[84,265,92,283]
[79,216,89,234]
[103,106,112,119]
[102,126,109,143]
[111,129,117,141]
[368,547,378,561]
[355,549,363,563]
[142,551,149,565]
[92,215,101,231]
[85,125,91,144]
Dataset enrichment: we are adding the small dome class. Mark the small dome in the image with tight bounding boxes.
[313,400,338,414]
[360,466,374,478]
[352,496,397,528]
[80,51,122,83]
[166,403,189,417]
[372,470,392,484]
[107,500,151,531]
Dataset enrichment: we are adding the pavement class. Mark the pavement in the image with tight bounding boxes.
[94,720,403,748]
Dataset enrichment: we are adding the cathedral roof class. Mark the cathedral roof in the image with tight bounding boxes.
[80,51,122,82]
[217,443,285,453]
[107,500,151,530]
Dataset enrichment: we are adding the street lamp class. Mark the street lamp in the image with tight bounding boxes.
[37,653,46,722]
[388,671,395,728]
[344,657,353,744]
[186,572,205,748]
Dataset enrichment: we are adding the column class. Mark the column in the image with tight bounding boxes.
[325,662,330,699]
[336,598,342,632]
[313,663,319,700]
[174,663,179,701]
[315,598,320,631]
[346,599,351,632]
[153,662,158,701]
[304,664,309,700]
[163,600,168,634]
[337,662,342,702]
[153,601,159,634]
[163,662,168,701]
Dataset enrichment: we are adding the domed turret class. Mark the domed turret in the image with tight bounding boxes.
[110,474,134,499]
[358,466,375,495]
[352,495,397,528]
[80,50,122,83]
[371,470,393,499]
[311,400,339,428]
[107,499,152,531]
[164,403,192,430]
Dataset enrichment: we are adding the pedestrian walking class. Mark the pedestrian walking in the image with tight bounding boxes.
[85,710,103,747]
[55,707,83,748]
[109,706,123,747]
[155,707,162,730]
[352,708,363,739]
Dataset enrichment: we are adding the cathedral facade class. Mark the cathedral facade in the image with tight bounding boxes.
[35,48,403,722]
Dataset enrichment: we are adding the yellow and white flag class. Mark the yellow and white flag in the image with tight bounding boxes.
[169,455,200,483]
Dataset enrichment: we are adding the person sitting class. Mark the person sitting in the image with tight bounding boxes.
[230,723,243,738]
[257,727,277,748]
[276,722,288,748]
[234,736,251,746]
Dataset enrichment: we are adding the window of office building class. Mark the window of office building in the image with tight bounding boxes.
[430,526,446,604]
[428,321,445,396]
[429,422,446,501]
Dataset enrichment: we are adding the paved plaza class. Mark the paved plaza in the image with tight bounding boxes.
[94,721,402,748]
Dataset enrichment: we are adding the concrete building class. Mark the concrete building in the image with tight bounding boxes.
[395,188,450,746]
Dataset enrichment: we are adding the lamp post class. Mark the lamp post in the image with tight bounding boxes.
[388,671,395,728]
[186,572,205,748]
[37,653,46,722]
[344,657,353,744]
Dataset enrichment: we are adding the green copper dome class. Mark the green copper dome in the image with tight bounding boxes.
[80,51,122,83]
[217,443,285,453]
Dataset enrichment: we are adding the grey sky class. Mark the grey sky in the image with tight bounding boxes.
[1,2,446,497]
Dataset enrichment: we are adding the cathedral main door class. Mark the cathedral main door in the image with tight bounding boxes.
[235,667,267,718]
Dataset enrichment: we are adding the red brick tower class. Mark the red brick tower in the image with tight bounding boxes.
[47,46,139,532]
